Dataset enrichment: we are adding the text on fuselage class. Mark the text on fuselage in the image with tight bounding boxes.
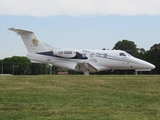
[58,51,73,54]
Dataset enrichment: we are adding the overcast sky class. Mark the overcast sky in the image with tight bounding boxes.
[1,0,160,59]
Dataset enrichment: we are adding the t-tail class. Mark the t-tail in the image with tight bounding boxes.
[8,28,49,53]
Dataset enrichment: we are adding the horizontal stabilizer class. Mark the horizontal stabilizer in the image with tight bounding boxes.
[8,28,33,34]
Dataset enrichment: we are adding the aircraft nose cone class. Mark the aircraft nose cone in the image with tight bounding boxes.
[133,57,155,70]
[149,64,155,69]
[143,61,155,69]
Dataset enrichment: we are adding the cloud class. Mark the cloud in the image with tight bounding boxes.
[0,0,160,17]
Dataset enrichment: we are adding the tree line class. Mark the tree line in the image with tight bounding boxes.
[0,39,160,75]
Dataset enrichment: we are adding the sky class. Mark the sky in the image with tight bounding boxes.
[0,0,160,59]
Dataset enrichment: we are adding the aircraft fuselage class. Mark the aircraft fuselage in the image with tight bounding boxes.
[27,49,155,74]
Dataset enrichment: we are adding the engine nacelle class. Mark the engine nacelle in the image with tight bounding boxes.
[53,49,76,58]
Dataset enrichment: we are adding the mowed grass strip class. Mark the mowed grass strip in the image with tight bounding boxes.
[0,75,160,120]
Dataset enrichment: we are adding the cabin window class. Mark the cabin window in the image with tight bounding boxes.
[90,53,107,58]
[120,53,126,56]
[90,53,95,57]
[102,53,107,58]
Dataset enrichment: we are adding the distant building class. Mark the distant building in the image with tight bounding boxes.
[58,72,68,75]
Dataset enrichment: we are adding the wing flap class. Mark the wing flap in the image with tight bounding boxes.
[75,62,97,73]
[75,62,110,73]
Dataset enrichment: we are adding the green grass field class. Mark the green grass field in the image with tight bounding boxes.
[0,75,160,120]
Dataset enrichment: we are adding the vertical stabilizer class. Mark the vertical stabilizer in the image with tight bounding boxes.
[8,28,48,53]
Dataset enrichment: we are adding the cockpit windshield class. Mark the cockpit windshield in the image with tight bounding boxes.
[119,52,133,57]
[125,52,132,57]
[119,53,126,56]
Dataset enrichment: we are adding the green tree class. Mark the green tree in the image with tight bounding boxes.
[136,48,146,60]
[3,57,13,74]
[30,63,49,75]
[0,59,4,74]
[11,56,31,75]
[145,43,160,74]
[2,56,31,75]
[113,39,137,56]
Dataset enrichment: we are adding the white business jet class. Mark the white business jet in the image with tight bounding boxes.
[8,28,155,75]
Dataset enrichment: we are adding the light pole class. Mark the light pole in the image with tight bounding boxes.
[49,64,52,75]
[12,62,14,75]
[1,59,3,74]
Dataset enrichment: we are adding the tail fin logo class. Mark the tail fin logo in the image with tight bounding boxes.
[32,38,38,47]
